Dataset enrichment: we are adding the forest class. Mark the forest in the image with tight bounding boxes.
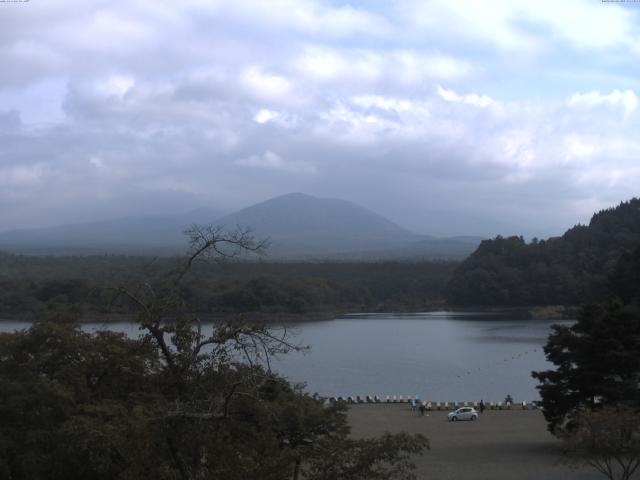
[0,253,456,319]
[447,198,640,306]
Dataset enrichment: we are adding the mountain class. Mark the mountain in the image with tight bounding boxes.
[216,193,481,259]
[219,193,411,239]
[215,193,414,255]
[0,207,224,255]
[446,198,640,306]
[0,193,482,259]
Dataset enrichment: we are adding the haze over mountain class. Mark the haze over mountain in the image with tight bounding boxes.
[0,193,482,259]
[218,193,411,240]
[0,208,224,255]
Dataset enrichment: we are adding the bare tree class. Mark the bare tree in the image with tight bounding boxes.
[109,225,295,367]
[106,225,312,478]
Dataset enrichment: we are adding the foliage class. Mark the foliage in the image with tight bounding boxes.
[532,245,640,433]
[0,226,428,480]
[608,246,640,305]
[305,432,429,480]
[532,302,640,432]
[447,198,640,306]
[0,255,455,318]
[563,406,640,480]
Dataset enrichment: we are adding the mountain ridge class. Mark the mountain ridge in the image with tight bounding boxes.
[0,193,482,259]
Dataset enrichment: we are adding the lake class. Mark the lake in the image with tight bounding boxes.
[0,312,571,402]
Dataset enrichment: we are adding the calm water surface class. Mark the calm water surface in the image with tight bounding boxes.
[0,312,571,401]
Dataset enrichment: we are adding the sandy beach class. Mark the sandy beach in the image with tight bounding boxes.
[348,404,600,480]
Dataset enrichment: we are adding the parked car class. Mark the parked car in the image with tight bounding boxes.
[447,407,478,421]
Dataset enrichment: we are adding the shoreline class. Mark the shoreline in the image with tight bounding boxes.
[0,305,576,323]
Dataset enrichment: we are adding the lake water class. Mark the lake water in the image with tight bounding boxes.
[0,312,571,402]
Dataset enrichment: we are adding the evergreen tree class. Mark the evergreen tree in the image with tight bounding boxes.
[532,245,640,433]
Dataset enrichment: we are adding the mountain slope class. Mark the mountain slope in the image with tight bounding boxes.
[215,193,481,259]
[216,193,418,255]
[0,193,481,259]
[446,198,640,306]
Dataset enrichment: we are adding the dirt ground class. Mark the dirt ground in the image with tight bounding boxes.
[347,404,601,480]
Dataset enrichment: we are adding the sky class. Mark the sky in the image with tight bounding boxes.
[1,0,640,237]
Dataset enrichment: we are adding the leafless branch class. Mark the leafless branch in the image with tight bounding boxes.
[174,224,269,286]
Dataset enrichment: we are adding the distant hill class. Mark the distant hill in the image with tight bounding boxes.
[0,193,482,259]
[446,198,640,306]
[216,193,481,259]
[216,193,415,256]
[218,193,413,241]
[0,208,224,255]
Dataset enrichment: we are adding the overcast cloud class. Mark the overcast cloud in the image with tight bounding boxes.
[1,0,639,236]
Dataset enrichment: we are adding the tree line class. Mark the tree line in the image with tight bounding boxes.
[447,198,640,306]
[0,254,456,318]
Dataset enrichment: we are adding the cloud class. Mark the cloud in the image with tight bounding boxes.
[436,85,493,107]
[396,0,640,54]
[295,46,381,82]
[0,163,47,188]
[200,0,393,39]
[296,46,472,85]
[394,51,473,82]
[241,66,291,100]
[0,0,639,236]
[71,10,153,52]
[95,75,136,99]
[235,151,316,174]
[254,109,279,124]
[351,95,412,112]
[253,108,297,127]
[523,0,639,51]
[0,110,22,131]
[0,41,66,84]
[563,134,597,162]
[567,89,638,116]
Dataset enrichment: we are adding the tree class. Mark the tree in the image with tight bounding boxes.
[532,241,640,434]
[562,407,640,480]
[608,245,640,305]
[532,301,640,433]
[533,245,640,479]
[0,225,428,480]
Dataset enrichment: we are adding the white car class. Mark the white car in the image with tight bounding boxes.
[447,407,478,422]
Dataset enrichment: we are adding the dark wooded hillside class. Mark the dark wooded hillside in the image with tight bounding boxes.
[447,198,640,306]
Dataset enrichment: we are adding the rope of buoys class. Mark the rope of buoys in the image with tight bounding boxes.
[416,344,546,394]
[326,345,547,403]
